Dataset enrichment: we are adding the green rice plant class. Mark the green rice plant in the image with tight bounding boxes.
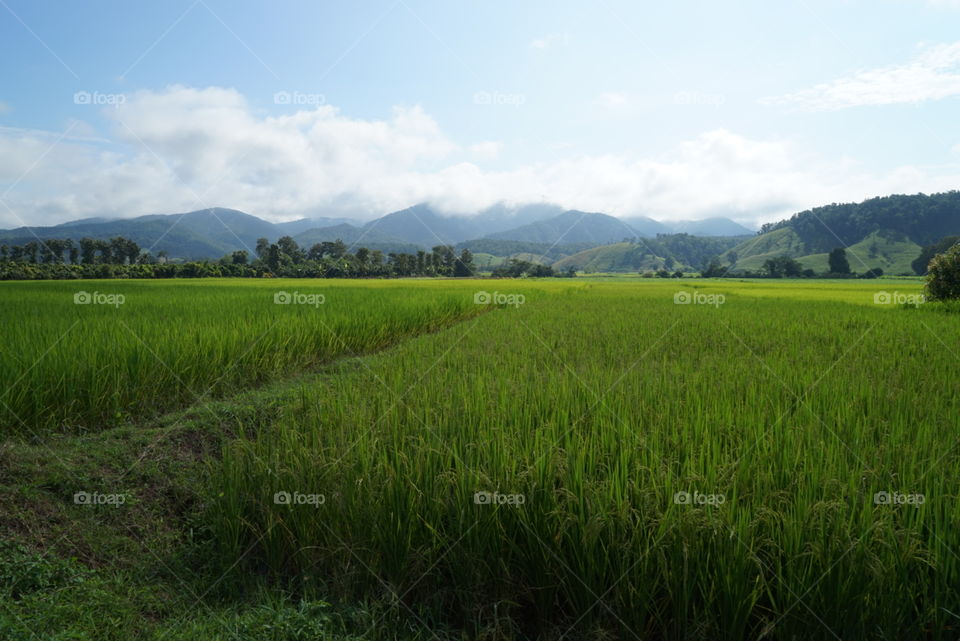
[0,279,489,434]
[208,279,960,639]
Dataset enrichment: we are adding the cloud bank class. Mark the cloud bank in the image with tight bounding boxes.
[0,85,956,229]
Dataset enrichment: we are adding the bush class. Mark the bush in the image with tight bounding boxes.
[925,243,960,301]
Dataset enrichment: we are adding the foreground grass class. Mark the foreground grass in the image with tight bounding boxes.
[210,279,959,639]
[0,279,489,434]
[1,278,956,639]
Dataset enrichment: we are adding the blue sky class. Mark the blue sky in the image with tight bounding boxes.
[2,0,960,227]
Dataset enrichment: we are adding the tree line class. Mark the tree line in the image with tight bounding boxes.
[0,235,575,280]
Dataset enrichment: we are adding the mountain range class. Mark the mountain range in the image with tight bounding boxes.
[0,204,754,260]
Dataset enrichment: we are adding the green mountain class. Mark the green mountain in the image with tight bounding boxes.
[485,210,637,245]
[552,234,746,272]
[725,192,960,275]
[670,217,754,236]
[0,208,276,259]
[293,223,421,254]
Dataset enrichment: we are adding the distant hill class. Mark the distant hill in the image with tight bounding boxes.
[457,238,595,260]
[669,217,754,236]
[293,224,421,254]
[552,234,746,272]
[0,208,276,259]
[361,202,565,247]
[485,210,639,245]
[725,192,960,275]
[275,216,354,235]
[621,216,673,237]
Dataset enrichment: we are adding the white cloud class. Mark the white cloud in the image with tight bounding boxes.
[0,85,957,229]
[0,101,10,115]
[762,42,960,110]
[529,33,569,50]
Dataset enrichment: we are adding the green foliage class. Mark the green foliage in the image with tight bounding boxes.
[759,191,960,249]
[206,279,960,639]
[913,235,960,275]
[0,280,484,433]
[925,242,960,301]
[828,247,851,274]
[763,255,804,277]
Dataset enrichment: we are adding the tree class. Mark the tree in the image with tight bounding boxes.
[231,250,249,265]
[828,248,851,274]
[80,238,97,265]
[453,249,474,277]
[277,236,304,262]
[763,256,803,278]
[701,260,728,278]
[925,242,960,301]
[913,235,960,275]
[255,237,270,260]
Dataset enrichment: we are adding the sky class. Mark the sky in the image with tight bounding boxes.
[1,0,959,229]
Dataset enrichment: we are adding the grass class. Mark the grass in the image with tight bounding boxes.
[206,279,960,639]
[1,277,958,639]
[0,279,485,434]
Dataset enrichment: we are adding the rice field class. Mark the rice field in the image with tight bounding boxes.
[2,277,957,639]
[206,279,960,639]
[0,279,487,434]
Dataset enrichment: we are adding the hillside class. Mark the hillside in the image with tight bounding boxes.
[293,223,421,254]
[794,230,922,275]
[0,208,274,260]
[485,210,637,245]
[552,234,746,272]
[727,192,960,274]
[670,217,754,236]
[360,202,565,247]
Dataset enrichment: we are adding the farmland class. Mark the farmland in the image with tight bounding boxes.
[1,277,958,640]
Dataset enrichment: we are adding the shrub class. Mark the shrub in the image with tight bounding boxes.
[925,243,960,301]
